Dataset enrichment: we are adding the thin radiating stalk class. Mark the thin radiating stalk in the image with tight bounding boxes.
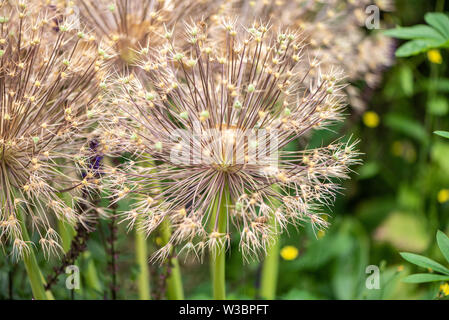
[210,186,230,300]
[16,208,53,300]
[135,226,151,300]
[160,219,184,300]
[260,217,279,300]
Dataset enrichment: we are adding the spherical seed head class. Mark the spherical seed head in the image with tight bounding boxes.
[103,19,360,262]
[0,2,104,260]
[74,0,215,71]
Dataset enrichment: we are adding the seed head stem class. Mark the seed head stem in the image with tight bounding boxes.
[210,184,230,300]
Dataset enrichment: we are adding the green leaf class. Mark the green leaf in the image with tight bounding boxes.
[403,273,449,283]
[437,231,449,264]
[384,25,446,41]
[400,252,449,275]
[435,131,449,139]
[357,162,380,180]
[428,96,449,116]
[395,39,446,57]
[425,13,449,39]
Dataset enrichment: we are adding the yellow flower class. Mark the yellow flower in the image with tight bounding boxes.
[397,265,404,272]
[439,283,449,296]
[428,49,443,64]
[363,111,380,128]
[317,230,326,239]
[438,189,449,203]
[391,141,403,157]
[280,245,299,261]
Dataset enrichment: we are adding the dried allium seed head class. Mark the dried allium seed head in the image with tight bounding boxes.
[73,0,213,70]
[0,1,104,260]
[103,20,360,262]
[213,0,395,111]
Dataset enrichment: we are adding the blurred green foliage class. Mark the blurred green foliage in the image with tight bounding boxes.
[401,231,449,288]
[1,0,449,300]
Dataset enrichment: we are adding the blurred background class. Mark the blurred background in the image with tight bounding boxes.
[1,0,449,300]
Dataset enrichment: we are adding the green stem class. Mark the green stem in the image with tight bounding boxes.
[83,251,102,296]
[16,208,53,300]
[422,58,440,236]
[57,219,86,298]
[133,155,153,300]
[133,156,161,300]
[3,160,53,299]
[57,219,75,253]
[57,193,76,252]
[135,227,151,300]
[160,219,184,300]
[137,156,184,299]
[259,217,280,300]
[57,193,103,298]
[259,191,282,300]
[166,258,183,299]
[211,244,226,300]
[436,0,445,12]
[210,186,229,300]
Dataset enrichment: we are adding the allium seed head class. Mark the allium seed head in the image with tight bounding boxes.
[102,19,360,262]
[74,0,214,70]
[213,0,396,111]
[0,1,104,260]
